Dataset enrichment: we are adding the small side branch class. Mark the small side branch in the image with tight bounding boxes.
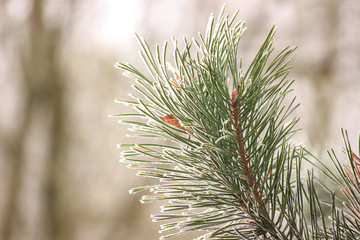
[229,88,279,239]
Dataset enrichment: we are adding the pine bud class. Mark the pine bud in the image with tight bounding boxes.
[231,88,238,100]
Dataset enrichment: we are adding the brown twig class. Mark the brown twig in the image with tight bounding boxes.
[229,89,265,212]
[229,88,280,239]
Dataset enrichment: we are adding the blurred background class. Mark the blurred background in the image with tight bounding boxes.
[0,0,359,239]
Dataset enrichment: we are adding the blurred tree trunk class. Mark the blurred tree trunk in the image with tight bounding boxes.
[307,0,339,149]
[0,0,70,239]
[293,0,340,149]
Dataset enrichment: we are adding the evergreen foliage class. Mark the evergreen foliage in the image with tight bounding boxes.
[114,6,360,239]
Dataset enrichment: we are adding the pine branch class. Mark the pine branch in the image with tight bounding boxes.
[113,5,360,240]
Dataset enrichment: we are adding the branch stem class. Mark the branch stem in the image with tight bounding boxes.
[230,91,280,239]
